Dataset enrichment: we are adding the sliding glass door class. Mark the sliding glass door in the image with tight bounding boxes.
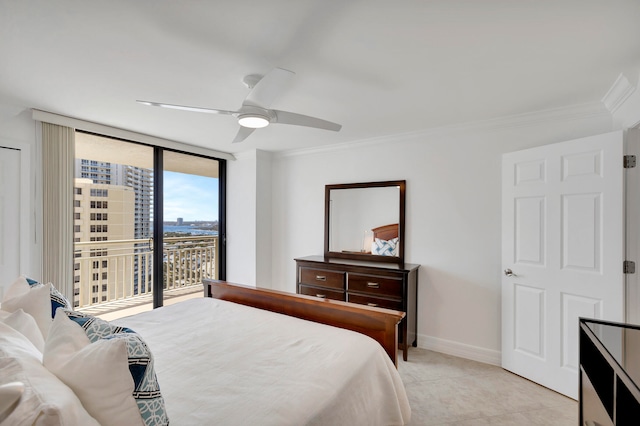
[160,150,221,305]
[72,132,224,315]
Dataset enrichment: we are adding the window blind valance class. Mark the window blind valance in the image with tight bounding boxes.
[32,109,235,162]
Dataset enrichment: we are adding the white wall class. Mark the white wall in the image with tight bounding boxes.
[255,150,273,288]
[226,151,258,286]
[270,108,613,364]
[226,149,273,288]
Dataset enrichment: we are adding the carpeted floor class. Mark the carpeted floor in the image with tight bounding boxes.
[398,348,577,425]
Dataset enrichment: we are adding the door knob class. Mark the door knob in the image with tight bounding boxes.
[504,269,516,277]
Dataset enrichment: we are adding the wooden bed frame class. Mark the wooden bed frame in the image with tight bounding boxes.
[372,223,399,241]
[204,279,406,366]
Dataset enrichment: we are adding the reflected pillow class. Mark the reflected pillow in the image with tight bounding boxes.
[371,237,399,256]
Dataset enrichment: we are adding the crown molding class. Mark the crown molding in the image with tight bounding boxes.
[275,102,609,159]
[232,148,273,161]
[602,73,637,114]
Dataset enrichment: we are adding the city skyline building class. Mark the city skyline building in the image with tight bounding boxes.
[73,158,154,307]
[75,159,153,239]
[73,178,136,306]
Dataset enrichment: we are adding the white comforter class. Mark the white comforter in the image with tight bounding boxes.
[113,297,410,425]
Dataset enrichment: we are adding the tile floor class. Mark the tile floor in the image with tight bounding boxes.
[398,348,578,425]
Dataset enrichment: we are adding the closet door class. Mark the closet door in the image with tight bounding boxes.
[0,143,30,291]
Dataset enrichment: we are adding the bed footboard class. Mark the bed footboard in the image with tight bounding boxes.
[204,279,405,366]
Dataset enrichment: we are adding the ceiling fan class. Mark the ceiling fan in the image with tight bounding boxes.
[137,67,342,143]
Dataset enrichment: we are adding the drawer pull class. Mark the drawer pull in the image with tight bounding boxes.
[316,294,326,299]
[366,282,380,288]
[315,275,327,281]
[367,303,378,307]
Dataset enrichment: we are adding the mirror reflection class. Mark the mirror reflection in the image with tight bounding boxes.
[324,180,405,264]
[329,186,400,255]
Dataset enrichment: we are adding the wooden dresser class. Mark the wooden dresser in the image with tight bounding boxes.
[295,255,419,361]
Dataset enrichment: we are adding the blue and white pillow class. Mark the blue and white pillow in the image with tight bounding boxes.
[372,237,400,256]
[63,310,169,426]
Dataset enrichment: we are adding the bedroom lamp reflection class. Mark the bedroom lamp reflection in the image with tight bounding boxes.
[325,180,406,265]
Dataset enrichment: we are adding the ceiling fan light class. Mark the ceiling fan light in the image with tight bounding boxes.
[238,114,270,128]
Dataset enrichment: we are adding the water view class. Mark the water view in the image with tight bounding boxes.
[163,224,218,236]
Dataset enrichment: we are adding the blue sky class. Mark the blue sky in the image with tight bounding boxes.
[163,172,218,222]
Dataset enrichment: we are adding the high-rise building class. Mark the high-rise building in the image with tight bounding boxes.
[73,178,135,306]
[73,158,153,307]
[75,159,153,239]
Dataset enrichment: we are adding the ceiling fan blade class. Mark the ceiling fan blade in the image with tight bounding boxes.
[272,110,342,132]
[232,126,256,143]
[243,68,295,109]
[137,100,235,115]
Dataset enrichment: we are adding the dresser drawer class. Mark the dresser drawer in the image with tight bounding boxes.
[299,267,345,290]
[298,284,345,301]
[296,256,419,362]
[348,293,403,311]
[347,273,403,298]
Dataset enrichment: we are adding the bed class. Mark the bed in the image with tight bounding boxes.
[0,277,411,425]
[372,223,399,242]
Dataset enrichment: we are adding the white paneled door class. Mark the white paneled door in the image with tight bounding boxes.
[502,131,626,399]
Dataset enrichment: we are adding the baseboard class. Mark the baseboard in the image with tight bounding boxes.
[417,334,502,366]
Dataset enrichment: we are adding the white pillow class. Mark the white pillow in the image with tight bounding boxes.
[1,282,52,339]
[0,322,99,425]
[2,276,30,302]
[0,381,24,423]
[44,310,144,426]
[1,309,45,352]
[0,321,42,361]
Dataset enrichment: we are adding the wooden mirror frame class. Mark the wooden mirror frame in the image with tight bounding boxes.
[324,180,406,265]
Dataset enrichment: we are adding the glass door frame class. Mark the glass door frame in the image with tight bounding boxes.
[152,147,226,308]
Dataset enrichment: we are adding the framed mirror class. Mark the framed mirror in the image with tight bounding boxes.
[324,180,405,264]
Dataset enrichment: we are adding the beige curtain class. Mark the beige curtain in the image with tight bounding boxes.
[41,122,75,300]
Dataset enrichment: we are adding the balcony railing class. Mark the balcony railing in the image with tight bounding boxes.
[73,235,217,309]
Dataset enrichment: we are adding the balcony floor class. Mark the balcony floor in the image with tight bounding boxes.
[77,285,204,321]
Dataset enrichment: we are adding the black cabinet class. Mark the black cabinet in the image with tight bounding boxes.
[580,318,640,425]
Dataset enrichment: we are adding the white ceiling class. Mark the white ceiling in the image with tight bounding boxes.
[1,1,639,155]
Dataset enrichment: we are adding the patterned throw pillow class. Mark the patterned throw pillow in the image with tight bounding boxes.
[371,237,400,256]
[63,310,169,426]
